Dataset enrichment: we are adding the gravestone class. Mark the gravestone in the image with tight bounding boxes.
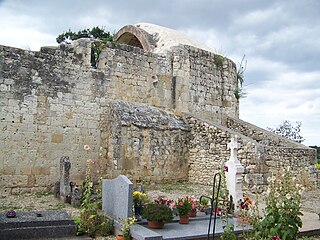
[0,210,76,239]
[102,175,133,219]
[225,135,244,210]
[71,186,82,208]
[60,156,71,203]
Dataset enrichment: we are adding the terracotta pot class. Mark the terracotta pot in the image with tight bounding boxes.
[147,220,165,229]
[116,235,130,240]
[188,209,197,217]
[179,215,189,224]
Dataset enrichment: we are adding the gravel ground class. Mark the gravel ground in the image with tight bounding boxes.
[0,183,319,239]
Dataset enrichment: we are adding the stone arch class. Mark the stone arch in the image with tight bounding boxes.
[114,25,155,52]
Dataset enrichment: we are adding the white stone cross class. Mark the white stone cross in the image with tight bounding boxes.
[225,135,244,213]
[227,135,241,163]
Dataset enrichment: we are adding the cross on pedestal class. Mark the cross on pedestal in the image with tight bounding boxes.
[227,135,241,163]
[225,135,244,214]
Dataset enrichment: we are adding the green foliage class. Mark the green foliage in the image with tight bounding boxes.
[56,26,113,44]
[214,54,225,68]
[56,26,115,68]
[175,197,192,216]
[220,219,236,240]
[218,164,234,215]
[142,203,173,222]
[255,168,303,240]
[235,55,247,100]
[73,159,113,237]
[133,191,150,206]
[267,120,304,143]
[117,217,135,238]
[34,191,52,197]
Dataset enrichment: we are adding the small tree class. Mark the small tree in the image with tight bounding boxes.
[56,26,113,44]
[267,120,304,143]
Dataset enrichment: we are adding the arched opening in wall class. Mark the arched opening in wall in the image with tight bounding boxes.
[116,32,143,49]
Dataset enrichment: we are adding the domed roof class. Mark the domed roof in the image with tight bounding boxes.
[114,23,212,54]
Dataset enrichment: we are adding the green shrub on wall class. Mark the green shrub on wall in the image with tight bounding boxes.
[56,26,115,68]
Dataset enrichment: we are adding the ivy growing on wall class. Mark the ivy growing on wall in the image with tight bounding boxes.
[56,26,115,68]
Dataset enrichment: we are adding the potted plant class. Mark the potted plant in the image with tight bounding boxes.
[133,191,149,221]
[198,197,209,212]
[188,197,198,217]
[175,197,192,224]
[116,217,136,240]
[142,203,173,229]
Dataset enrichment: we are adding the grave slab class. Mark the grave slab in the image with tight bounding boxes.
[0,210,76,240]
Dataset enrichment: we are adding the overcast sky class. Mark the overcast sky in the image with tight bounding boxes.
[0,0,319,146]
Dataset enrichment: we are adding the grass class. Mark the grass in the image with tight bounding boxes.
[47,202,66,210]
[34,191,53,198]
[0,204,23,211]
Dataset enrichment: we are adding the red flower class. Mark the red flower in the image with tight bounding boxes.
[179,202,183,206]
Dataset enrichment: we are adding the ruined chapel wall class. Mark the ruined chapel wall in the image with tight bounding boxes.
[226,116,312,148]
[187,115,316,191]
[98,44,174,109]
[97,44,239,121]
[0,39,239,194]
[186,116,256,185]
[0,43,107,194]
[186,47,238,122]
[100,101,190,184]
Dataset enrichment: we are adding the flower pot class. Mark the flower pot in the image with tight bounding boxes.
[134,205,144,221]
[188,209,197,217]
[179,215,189,224]
[116,235,130,240]
[147,220,165,229]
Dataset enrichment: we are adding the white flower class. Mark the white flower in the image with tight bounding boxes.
[84,145,91,151]
[275,192,280,198]
[286,193,291,200]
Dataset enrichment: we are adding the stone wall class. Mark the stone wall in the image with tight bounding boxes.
[186,115,316,191]
[100,101,190,183]
[226,116,309,148]
[186,116,256,185]
[0,37,315,195]
[0,39,238,194]
[0,43,104,195]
